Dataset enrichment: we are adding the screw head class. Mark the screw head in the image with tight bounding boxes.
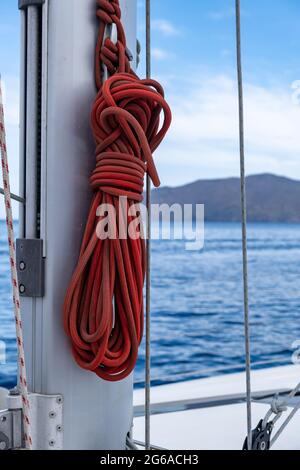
[49,411,56,419]
[0,441,7,450]
[0,416,7,423]
[56,425,62,432]
[19,261,26,271]
[49,439,55,447]
[56,396,63,404]
[19,284,26,294]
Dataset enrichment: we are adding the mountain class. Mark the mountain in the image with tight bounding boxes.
[151,174,300,223]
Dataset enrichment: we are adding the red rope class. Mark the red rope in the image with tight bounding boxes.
[63,0,171,381]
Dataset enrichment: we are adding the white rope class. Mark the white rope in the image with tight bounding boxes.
[261,383,300,448]
[0,77,32,449]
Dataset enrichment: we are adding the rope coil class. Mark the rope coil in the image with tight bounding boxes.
[63,0,171,381]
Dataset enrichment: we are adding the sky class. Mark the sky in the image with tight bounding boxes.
[1,0,300,218]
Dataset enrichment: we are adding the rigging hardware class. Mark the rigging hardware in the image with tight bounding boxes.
[245,385,300,450]
[16,239,45,297]
[243,419,273,451]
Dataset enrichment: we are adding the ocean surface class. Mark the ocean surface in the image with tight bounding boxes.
[1,220,300,389]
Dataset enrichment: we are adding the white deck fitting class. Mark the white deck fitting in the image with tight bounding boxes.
[0,388,8,410]
[133,365,300,450]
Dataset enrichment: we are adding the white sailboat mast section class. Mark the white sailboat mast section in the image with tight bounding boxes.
[20,0,137,450]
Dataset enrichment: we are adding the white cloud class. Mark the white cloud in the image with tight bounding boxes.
[152,48,174,61]
[208,8,235,21]
[221,49,231,57]
[154,73,300,186]
[2,72,300,218]
[152,19,180,37]
[208,7,248,21]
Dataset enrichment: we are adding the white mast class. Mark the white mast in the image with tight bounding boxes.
[19,0,137,450]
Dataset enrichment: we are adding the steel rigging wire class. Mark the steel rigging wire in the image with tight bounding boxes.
[145,0,152,452]
[236,2,300,450]
[235,0,253,450]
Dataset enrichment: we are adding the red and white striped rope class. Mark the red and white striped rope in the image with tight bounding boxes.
[0,78,32,450]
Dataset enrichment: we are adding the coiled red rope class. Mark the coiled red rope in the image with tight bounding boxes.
[63,0,171,381]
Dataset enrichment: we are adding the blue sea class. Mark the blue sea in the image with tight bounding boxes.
[1,220,300,388]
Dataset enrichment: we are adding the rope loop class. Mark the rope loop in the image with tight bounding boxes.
[271,395,288,415]
[96,0,129,88]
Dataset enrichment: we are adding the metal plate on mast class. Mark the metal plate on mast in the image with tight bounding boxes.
[0,393,63,450]
[29,393,63,450]
[16,239,45,297]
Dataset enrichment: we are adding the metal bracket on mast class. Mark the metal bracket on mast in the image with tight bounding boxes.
[16,239,45,297]
[0,391,63,450]
[18,0,45,9]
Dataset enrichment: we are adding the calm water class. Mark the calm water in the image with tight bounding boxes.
[1,220,300,388]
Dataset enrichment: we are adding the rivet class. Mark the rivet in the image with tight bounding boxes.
[19,284,26,294]
[19,261,26,271]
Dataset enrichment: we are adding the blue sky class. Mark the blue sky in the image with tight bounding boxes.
[140,0,300,88]
[1,0,300,217]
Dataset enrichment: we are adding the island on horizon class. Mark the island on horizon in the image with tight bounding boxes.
[151,173,300,223]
